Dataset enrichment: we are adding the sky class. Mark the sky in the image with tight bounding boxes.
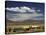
[5,1,44,21]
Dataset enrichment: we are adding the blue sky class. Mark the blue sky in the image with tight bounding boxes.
[5,1,44,21]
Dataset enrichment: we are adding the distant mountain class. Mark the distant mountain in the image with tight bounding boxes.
[6,19,44,25]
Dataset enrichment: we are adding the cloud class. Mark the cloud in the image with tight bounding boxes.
[37,10,40,12]
[6,6,43,21]
[6,7,20,12]
[7,11,43,21]
[6,6,36,13]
